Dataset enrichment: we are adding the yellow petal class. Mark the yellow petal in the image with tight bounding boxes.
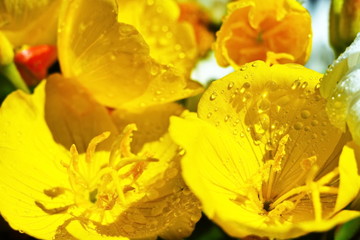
[44,74,118,153]
[58,0,202,109]
[0,0,61,47]
[170,113,260,218]
[0,82,71,239]
[214,0,312,67]
[336,145,360,212]
[116,0,198,76]
[111,102,184,153]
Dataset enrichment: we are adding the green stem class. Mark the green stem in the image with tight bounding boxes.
[0,62,29,93]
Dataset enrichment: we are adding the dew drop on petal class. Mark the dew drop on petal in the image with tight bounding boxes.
[300,110,311,119]
[294,122,304,130]
[210,92,217,101]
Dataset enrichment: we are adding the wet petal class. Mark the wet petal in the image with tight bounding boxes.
[0,0,61,47]
[92,134,201,239]
[58,0,202,109]
[320,33,360,143]
[116,0,198,75]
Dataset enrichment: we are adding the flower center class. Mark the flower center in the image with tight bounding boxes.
[35,124,158,223]
[233,134,339,224]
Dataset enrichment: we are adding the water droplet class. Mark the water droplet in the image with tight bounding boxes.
[228,81,234,90]
[147,188,159,200]
[179,149,186,156]
[301,82,308,89]
[178,52,186,59]
[242,92,252,102]
[252,62,258,67]
[294,122,304,130]
[233,129,238,135]
[123,224,135,233]
[207,112,212,118]
[224,115,230,122]
[321,130,327,136]
[240,66,247,71]
[257,98,271,113]
[210,92,217,101]
[155,90,162,95]
[215,121,220,126]
[166,168,178,178]
[300,110,311,119]
[311,133,318,139]
[291,80,301,90]
[311,120,318,126]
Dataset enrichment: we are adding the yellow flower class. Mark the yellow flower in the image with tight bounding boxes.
[170,61,360,239]
[0,0,61,47]
[58,0,202,109]
[213,0,312,68]
[0,75,201,239]
[320,33,360,144]
[116,0,198,76]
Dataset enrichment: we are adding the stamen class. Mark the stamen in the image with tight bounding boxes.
[265,135,289,199]
[109,124,137,166]
[35,201,72,215]
[86,131,111,163]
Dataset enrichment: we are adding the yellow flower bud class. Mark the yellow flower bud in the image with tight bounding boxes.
[330,0,360,56]
[0,31,14,66]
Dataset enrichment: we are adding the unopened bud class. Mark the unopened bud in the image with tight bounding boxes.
[330,0,360,56]
[0,32,14,65]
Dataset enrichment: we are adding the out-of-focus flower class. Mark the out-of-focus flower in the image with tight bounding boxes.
[170,61,360,239]
[115,0,198,77]
[0,31,13,66]
[320,33,360,144]
[178,1,215,57]
[0,0,61,48]
[0,75,201,239]
[14,45,57,86]
[330,0,360,56]
[0,31,29,93]
[58,0,202,109]
[214,0,312,68]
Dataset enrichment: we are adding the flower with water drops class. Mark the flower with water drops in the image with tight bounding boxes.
[170,61,360,239]
[0,75,201,239]
[58,0,203,109]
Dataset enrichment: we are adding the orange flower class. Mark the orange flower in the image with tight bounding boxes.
[214,0,312,67]
[178,2,215,56]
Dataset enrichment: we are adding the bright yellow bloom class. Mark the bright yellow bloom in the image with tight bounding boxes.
[0,0,61,47]
[116,0,198,76]
[0,75,201,239]
[58,0,202,109]
[214,0,312,68]
[320,33,360,144]
[170,61,360,239]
